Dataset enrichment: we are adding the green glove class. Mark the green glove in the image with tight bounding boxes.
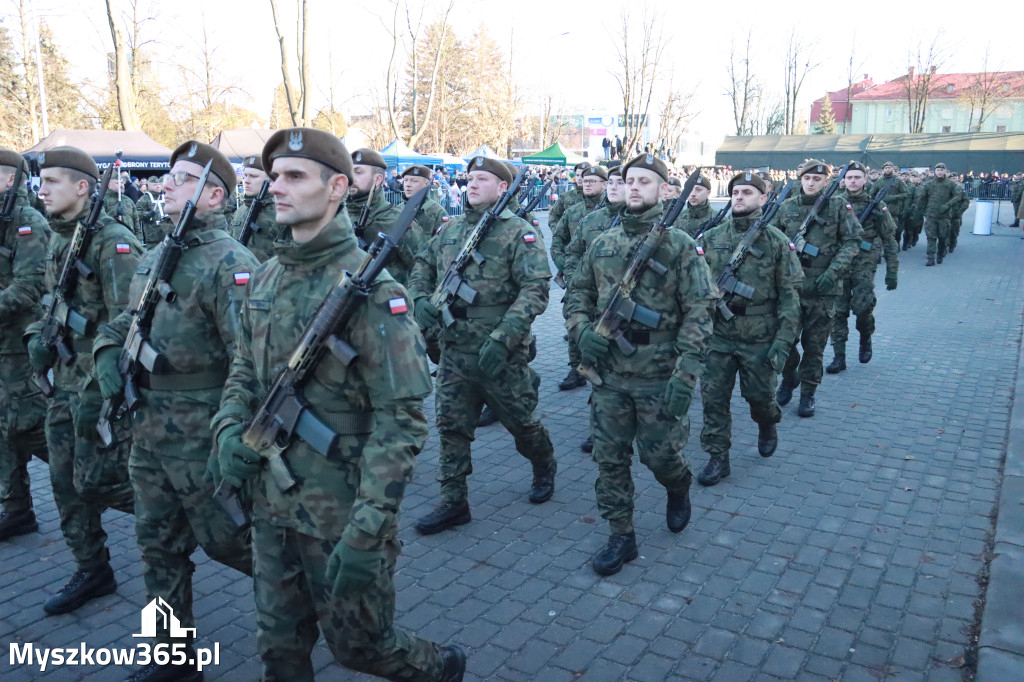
[764,340,791,373]
[577,324,610,364]
[217,423,261,489]
[477,338,508,378]
[75,390,102,439]
[203,452,221,484]
[663,375,693,418]
[95,347,125,400]
[27,335,55,373]
[413,298,440,330]
[815,269,837,295]
[885,273,898,291]
[326,541,382,596]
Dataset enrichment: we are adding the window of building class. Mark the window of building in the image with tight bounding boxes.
[885,108,893,122]
[946,84,954,93]
[941,125,952,133]
[996,125,1007,133]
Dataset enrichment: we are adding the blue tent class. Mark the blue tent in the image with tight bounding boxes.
[439,153,468,171]
[378,139,443,170]
[463,144,507,161]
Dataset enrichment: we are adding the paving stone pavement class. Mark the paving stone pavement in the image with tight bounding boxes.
[1,201,1021,681]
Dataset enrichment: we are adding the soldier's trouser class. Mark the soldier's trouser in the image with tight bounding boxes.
[435,348,554,503]
[924,216,950,258]
[700,344,781,457]
[252,521,443,682]
[950,218,962,249]
[567,334,581,368]
[130,445,253,645]
[0,353,48,513]
[591,377,692,535]
[891,213,904,244]
[72,385,134,513]
[831,265,878,352]
[782,296,835,393]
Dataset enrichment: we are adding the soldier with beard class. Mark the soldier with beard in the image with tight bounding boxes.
[871,162,910,246]
[675,175,714,238]
[229,154,281,263]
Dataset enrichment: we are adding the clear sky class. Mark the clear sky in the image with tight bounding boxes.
[15,0,1020,145]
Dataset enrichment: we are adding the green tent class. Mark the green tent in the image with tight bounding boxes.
[522,142,587,166]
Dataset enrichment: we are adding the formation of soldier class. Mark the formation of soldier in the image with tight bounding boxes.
[0,137,992,682]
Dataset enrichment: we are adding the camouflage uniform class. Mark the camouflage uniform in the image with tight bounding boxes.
[413,197,450,237]
[213,214,447,681]
[676,199,713,238]
[134,191,164,248]
[947,181,970,253]
[916,175,957,262]
[548,183,581,227]
[0,187,51,526]
[26,208,141,572]
[409,201,554,504]
[563,201,623,280]
[230,193,281,264]
[553,193,603,373]
[870,174,910,245]
[697,208,802,464]
[346,191,424,286]
[563,201,713,534]
[774,190,862,400]
[93,210,257,646]
[103,192,141,241]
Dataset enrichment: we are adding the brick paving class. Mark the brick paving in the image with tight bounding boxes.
[1,201,1021,681]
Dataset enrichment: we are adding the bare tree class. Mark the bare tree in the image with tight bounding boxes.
[842,37,866,134]
[268,0,309,127]
[725,28,758,136]
[656,75,699,154]
[959,46,1024,132]
[611,7,667,152]
[104,0,141,130]
[903,32,948,133]
[781,29,819,135]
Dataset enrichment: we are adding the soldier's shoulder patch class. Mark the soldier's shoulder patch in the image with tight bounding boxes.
[18,226,31,236]
[532,219,540,227]
[882,206,888,212]
[789,242,796,250]
[695,244,704,256]
[845,203,853,210]
[233,272,251,285]
[115,243,131,254]
[442,216,450,222]
[388,297,408,315]
[523,232,537,244]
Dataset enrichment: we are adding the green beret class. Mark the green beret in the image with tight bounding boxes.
[147,176,159,183]
[798,159,831,178]
[846,161,867,173]
[581,165,608,180]
[241,155,264,171]
[351,148,387,170]
[934,162,947,170]
[607,165,622,178]
[697,174,712,191]
[170,141,236,191]
[0,148,28,173]
[401,165,432,179]
[503,161,519,181]
[882,161,896,169]
[37,146,99,180]
[728,171,767,195]
[262,127,353,182]
[622,153,669,183]
[467,156,513,184]
[573,161,592,174]
[667,176,681,188]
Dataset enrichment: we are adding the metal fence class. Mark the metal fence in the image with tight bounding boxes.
[964,181,1018,201]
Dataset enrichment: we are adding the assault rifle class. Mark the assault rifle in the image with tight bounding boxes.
[554,194,607,289]
[236,179,270,248]
[792,164,849,259]
[517,180,552,226]
[354,182,376,250]
[576,168,702,387]
[713,180,793,321]
[695,203,731,239]
[428,168,528,327]
[857,176,894,224]
[96,161,213,446]
[33,162,118,397]
[217,186,429,510]
[0,161,26,259]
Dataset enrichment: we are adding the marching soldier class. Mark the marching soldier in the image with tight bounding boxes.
[548,161,590,226]
[659,175,682,204]
[947,176,970,254]
[696,172,802,486]
[27,147,141,614]
[229,154,281,263]
[675,174,714,238]
[134,177,163,248]
[103,172,141,239]
[346,148,424,286]
[773,159,862,418]
[0,149,51,541]
[871,161,910,246]
[93,142,259,682]
[409,156,555,536]
[401,165,449,236]
[564,154,713,576]
[213,128,466,682]
[915,163,957,266]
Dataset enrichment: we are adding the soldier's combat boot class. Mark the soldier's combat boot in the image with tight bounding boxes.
[666,483,691,533]
[558,368,586,391]
[580,436,593,453]
[776,379,797,407]
[859,335,873,364]
[124,654,203,682]
[415,500,471,535]
[758,423,778,457]
[0,509,38,541]
[477,405,497,427]
[592,532,638,576]
[439,644,468,682]
[797,392,816,418]
[948,243,955,253]
[528,460,557,503]
[937,240,946,263]
[925,257,935,266]
[697,456,731,486]
[825,353,846,374]
[43,563,117,615]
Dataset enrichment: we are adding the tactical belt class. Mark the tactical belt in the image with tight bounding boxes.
[724,301,777,317]
[623,329,677,345]
[802,265,829,277]
[298,409,376,439]
[72,338,94,354]
[449,303,511,320]
[799,251,832,268]
[137,369,228,391]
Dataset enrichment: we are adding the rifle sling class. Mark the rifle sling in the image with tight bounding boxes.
[720,301,777,317]
[622,328,677,345]
[136,369,228,391]
[448,303,511,319]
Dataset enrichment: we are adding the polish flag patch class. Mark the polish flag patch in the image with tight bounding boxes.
[882,206,888,212]
[234,272,251,285]
[17,226,31,236]
[389,297,408,315]
[523,233,536,243]
[441,216,450,222]
[695,245,704,255]
[116,243,131,254]
[845,203,853,210]
[789,242,796,250]
[532,220,540,227]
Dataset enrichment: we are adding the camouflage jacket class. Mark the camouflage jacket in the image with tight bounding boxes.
[346,191,423,286]
[552,192,603,273]
[548,184,581,226]
[870,175,910,217]
[564,202,623,281]
[134,192,164,247]
[94,211,259,459]
[26,207,142,393]
[409,201,551,354]
[774,191,863,297]
[213,214,432,547]
[103,192,141,239]
[507,195,538,229]
[1011,181,1023,204]
[698,208,803,347]
[563,201,714,386]
[0,187,51,355]
[951,183,970,219]
[414,197,450,237]
[675,200,713,238]
[230,194,282,264]
[841,189,899,277]
[915,176,958,218]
